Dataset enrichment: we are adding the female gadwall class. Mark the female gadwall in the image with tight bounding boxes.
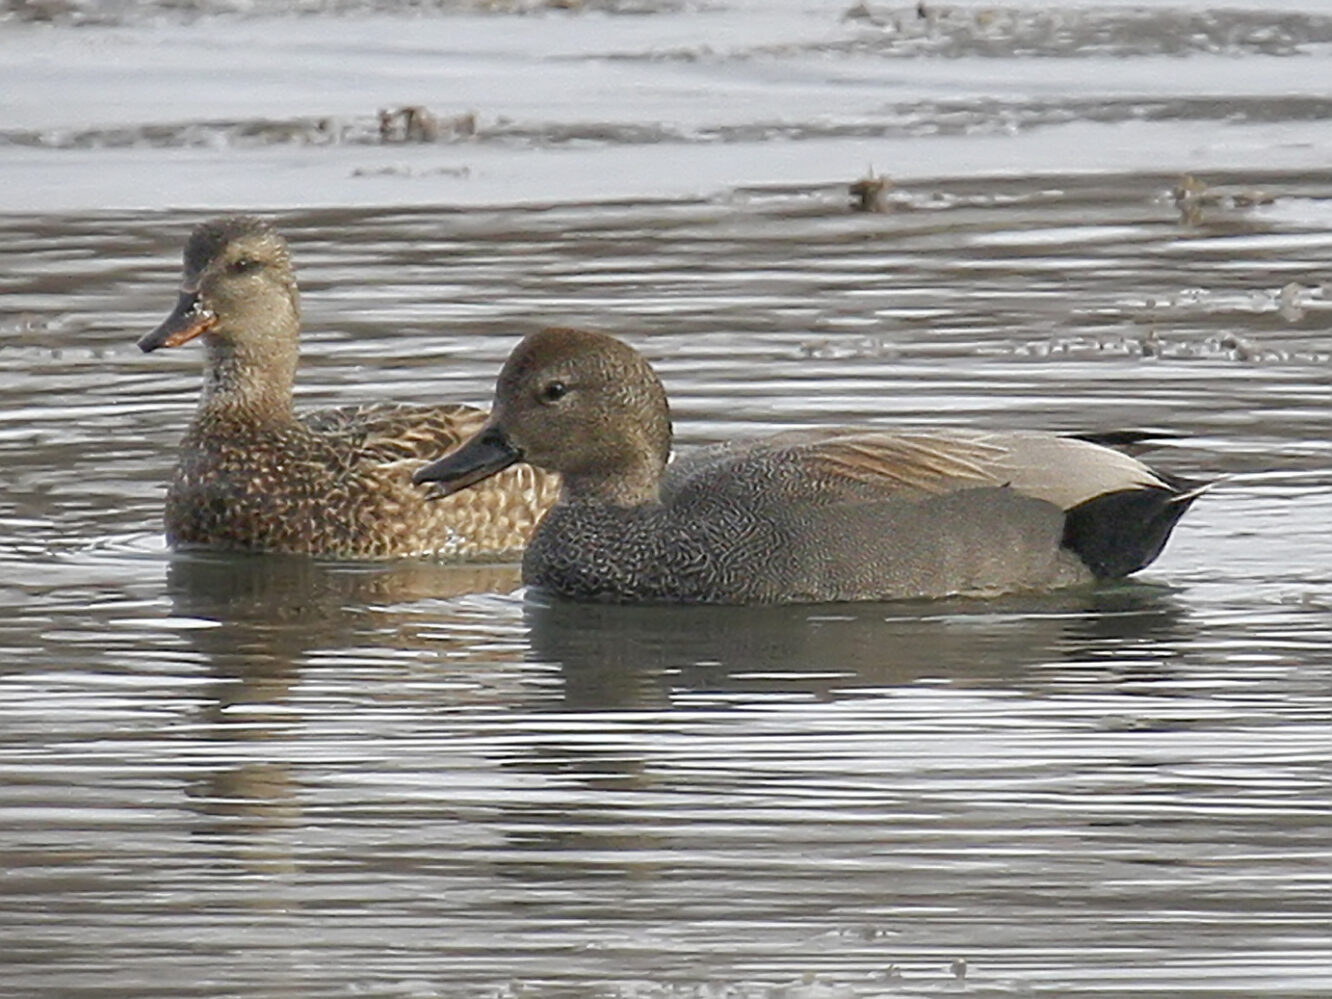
[412,327,1207,604]
[138,215,558,558]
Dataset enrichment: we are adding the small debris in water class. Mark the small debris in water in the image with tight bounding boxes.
[842,1,874,22]
[1173,173,1208,225]
[378,106,477,144]
[1219,332,1259,361]
[1277,281,1306,322]
[849,169,893,212]
[1172,172,1276,224]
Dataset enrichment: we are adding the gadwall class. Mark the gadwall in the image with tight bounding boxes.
[412,327,1207,604]
[138,215,558,558]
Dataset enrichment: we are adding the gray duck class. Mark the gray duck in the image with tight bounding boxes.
[412,326,1208,604]
[138,215,558,559]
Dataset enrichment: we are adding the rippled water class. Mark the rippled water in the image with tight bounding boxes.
[7,0,1332,209]
[3,2,1332,997]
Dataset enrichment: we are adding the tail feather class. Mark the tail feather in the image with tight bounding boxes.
[1062,481,1207,579]
[1067,429,1184,453]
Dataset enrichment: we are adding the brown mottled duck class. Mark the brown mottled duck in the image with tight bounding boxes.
[138,215,558,559]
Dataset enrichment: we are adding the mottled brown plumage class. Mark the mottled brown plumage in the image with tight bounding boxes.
[139,215,558,559]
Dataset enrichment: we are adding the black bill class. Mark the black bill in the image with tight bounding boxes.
[413,424,522,498]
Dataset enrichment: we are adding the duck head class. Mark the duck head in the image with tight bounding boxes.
[139,215,301,413]
[415,327,672,506]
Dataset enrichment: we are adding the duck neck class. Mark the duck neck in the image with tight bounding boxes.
[197,329,298,428]
[561,457,663,508]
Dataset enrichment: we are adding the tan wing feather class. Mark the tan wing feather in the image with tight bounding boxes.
[803,430,1170,509]
[796,432,1007,496]
[672,427,1166,511]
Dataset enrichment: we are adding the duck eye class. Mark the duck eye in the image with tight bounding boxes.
[539,380,569,404]
[229,257,261,274]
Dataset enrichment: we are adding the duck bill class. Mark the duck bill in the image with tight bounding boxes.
[137,290,217,352]
[413,424,522,498]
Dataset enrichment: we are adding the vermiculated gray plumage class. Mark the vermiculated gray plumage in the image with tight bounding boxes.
[414,327,1207,604]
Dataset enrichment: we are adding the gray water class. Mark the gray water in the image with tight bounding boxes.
[1,2,1331,997]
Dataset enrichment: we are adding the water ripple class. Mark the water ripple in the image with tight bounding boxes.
[1,169,1330,997]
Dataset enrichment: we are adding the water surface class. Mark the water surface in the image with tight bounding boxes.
[1,2,1331,997]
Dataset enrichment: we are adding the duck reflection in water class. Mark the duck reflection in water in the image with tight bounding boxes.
[493,581,1194,877]
[521,583,1193,711]
[163,551,524,867]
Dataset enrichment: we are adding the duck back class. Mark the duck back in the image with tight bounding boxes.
[168,402,557,559]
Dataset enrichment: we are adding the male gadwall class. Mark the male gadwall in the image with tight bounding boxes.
[412,327,1207,604]
[138,215,558,558]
